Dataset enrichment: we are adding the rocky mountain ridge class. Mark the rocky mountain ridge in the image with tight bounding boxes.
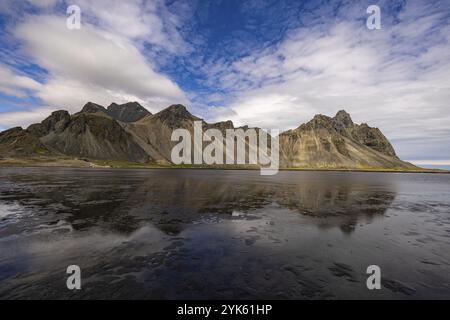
[0,102,416,170]
[279,110,412,169]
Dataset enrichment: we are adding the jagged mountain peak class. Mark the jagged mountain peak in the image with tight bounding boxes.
[301,110,354,131]
[153,104,199,122]
[163,104,189,113]
[81,102,107,114]
[27,110,71,137]
[299,114,334,131]
[333,110,353,127]
[312,114,333,122]
[107,102,151,122]
[108,101,146,111]
[109,101,141,107]
[49,110,70,118]
[209,120,234,131]
[223,120,234,126]
[2,126,23,134]
[77,101,151,123]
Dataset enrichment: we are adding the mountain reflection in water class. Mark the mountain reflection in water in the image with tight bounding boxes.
[0,168,449,299]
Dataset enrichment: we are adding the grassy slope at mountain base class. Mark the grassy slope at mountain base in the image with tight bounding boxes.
[0,157,448,173]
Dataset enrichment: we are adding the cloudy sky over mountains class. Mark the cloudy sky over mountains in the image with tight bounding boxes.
[0,0,449,162]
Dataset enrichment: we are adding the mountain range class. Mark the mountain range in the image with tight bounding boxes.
[0,102,416,170]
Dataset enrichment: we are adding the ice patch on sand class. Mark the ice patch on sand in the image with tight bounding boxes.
[0,202,22,218]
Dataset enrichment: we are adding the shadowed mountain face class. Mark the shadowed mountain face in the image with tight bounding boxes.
[107,102,151,122]
[0,102,415,169]
[23,104,149,162]
[332,110,397,158]
[78,102,151,123]
[39,113,149,162]
[0,127,52,157]
[27,110,71,138]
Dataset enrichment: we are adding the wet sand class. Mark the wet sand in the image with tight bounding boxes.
[0,168,449,299]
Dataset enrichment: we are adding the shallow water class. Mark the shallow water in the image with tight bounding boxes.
[0,167,449,299]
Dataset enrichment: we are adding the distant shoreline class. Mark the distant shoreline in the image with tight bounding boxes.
[1,157,449,174]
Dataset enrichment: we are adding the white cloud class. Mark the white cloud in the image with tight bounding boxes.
[11,15,187,112]
[0,107,56,130]
[27,0,58,7]
[0,64,42,98]
[75,0,188,53]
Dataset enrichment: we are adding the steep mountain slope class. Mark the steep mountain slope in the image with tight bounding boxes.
[279,110,415,169]
[122,104,204,163]
[122,104,263,164]
[26,103,149,162]
[331,110,398,158]
[0,127,52,156]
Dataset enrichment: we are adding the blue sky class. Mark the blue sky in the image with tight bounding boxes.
[0,0,450,165]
